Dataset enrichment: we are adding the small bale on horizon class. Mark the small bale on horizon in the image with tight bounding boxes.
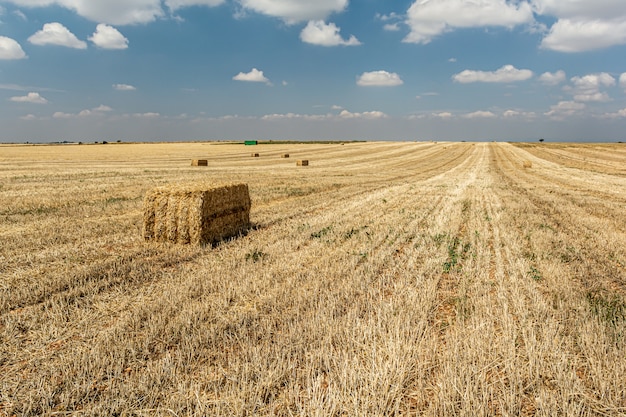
[523,160,533,168]
[251,153,260,157]
[281,154,290,158]
[143,183,251,245]
[297,160,309,166]
[191,159,208,166]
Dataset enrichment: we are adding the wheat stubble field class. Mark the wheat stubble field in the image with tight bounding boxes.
[0,141,625,416]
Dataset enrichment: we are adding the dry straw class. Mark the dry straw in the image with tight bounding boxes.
[297,160,309,166]
[143,183,251,245]
[191,159,208,166]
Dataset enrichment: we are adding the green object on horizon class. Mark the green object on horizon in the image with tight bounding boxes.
[244,140,258,145]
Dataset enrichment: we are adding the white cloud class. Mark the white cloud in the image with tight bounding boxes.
[13,9,27,20]
[432,112,453,119]
[21,114,37,121]
[383,23,400,32]
[463,110,497,119]
[28,22,87,49]
[567,73,615,102]
[93,104,112,112]
[503,109,536,118]
[357,70,403,87]
[10,92,48,104]
[52,104,112,118]
[238,0,348,24]
[534,0,626,52]
[113,83,136,91]
[377,12,403,31]
[261,112,329,121]
[452,65,533,83]
[539,70,566,85]
[233,68,270,84]
[300,20,360,46]
[89,24,128,49]
[4,0,164,25]
[404,0,533,44]
[0,36,27,59]
[448,57,457,62]
[620,73,626,91]
[339,110,388,119]
[540,18,626,52]
[165,0,224,11]
[544,100,586,119]
[601,108,626,119]
[133,112,160,118]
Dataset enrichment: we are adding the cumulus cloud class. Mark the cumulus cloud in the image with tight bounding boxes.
[432,112,453,119]
[0,36,27,59]
[113,83,136,91]
[503,109,536,118]
[357,70,403,87]
[452,65,533,83]
[52,104,112,118]
[462,110,497,119]
[544,100,586,119]
[339,109,388,119]
[4,0,164,25]
[10,92,48,103]
[233,68,270,84]
[403,0,533,44]
[238,0,348,24]
[541,18,626,52]
[261,112,330,121]
[89,24,128,49]
[620,73,626,91]
[601,108,626,119]
[300,20,360,46]
[567,73,615,102]
[165,0,224,11]
[93,104,112,112]
[28,22,87,49]
[539,70,566,85]
[534,0,626,52]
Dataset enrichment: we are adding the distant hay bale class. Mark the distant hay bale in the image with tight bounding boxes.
[251,153,260,157]
[143,183,251,245]
[191,159,208,166]
[297,160,309,166]
[281,153,290,158]
[523,160,533,168]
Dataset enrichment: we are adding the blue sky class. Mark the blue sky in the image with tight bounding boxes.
[1,0,626,142]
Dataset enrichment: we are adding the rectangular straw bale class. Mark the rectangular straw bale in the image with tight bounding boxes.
[297,160,309,166]
[281,153,290,158]
[143,183,251,245]
[191,159,208,166]
[251,153,260,157]
[523,160,533,168]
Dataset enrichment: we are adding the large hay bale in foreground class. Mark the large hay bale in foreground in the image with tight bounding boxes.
[191,159,208,166]
[143,183,251,245]
[297,160,309,166]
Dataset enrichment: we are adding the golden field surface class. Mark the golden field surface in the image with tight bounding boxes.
[0,141,625,416]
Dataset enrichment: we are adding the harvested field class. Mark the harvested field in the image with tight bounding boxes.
[0,141,625,416]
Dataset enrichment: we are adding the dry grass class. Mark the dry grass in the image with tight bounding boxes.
[0,141,625,416]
